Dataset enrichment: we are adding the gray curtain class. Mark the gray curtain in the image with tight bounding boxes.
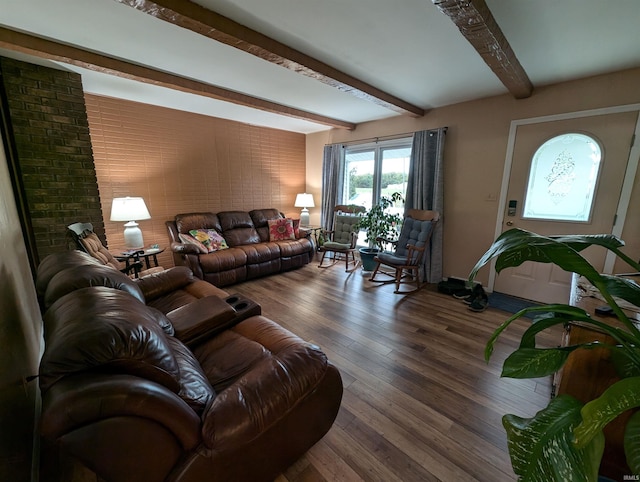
[405,128,446,283]
[321,144,344,230]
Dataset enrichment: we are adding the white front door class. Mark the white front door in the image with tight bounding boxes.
[494,110,639,303]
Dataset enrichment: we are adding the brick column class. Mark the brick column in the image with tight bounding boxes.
[0,57,105,263]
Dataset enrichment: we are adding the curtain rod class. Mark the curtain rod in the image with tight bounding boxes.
[327,126,447,147]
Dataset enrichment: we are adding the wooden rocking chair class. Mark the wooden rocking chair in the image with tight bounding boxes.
[370,209,440,293]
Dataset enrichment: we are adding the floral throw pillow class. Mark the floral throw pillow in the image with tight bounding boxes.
[178,233,207,254]
[268,218,295,241]
[188,229,229,253]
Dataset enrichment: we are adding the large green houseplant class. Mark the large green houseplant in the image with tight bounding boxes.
[355,192,403,270]
[469,228,640,481]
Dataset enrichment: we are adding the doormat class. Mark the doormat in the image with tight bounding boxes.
[489,292,548,319]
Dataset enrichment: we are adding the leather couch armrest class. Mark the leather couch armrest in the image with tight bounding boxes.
[41,373,201,450]
[135,266,195,301]
[171,241,201,254]
[167,296,238,346]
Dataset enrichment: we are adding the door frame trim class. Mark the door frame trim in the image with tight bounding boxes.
[489,103,640,292]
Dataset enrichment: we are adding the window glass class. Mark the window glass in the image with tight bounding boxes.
[345,149,375,210]
[522,133,602,222]
[343,139,411,245]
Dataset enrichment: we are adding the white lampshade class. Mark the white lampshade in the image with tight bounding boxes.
[110,197,151,249]
[294,193,315,208]
[294,193,315,226]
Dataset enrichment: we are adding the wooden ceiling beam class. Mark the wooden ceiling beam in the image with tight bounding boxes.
[0,27,355,130]
[432,0,533,99]
[114,0,426,117]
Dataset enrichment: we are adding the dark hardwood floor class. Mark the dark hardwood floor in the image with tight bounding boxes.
[228,259,562,482]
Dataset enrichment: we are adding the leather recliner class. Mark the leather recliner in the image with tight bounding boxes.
[37,251,343,482]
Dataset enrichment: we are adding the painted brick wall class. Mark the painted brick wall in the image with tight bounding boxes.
[0,57,104,262]
[85,95,306,268]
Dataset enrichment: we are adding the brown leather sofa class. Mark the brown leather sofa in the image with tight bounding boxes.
[166,209,314,287]
[37,250,343,482]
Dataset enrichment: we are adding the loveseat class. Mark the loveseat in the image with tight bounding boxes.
[36,250,343,482]
[166,209,314,287]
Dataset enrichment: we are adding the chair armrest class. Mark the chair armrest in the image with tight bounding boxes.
[405,244,426,263]
[375,236,398,251]
[166,296,239,346]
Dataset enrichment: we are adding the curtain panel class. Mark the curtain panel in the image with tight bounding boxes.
[406,128,447,283]
[321,144,344,230]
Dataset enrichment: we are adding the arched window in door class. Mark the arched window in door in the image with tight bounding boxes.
[522,132,602,222]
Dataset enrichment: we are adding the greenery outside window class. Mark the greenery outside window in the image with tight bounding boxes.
[343,138,412,244]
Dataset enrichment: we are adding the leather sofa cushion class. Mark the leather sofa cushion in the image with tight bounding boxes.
[40,287,181,395]
[36,250,103,303]
[193,324,269,393]
[166,336,216,414]
[175,212,221,234]
[250,208,283,242]
[43,264,145,310]
[199,247,247,272]
[217,211,260,246]
[196,316,330,448]
[237,243,281,263]
[277,238,314,257]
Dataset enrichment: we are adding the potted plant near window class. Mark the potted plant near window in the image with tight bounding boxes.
[355,192,403,271]
[469,228,640,480]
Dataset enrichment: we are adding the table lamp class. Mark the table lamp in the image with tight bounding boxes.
[110,197,151,249]
[294,193,315,226]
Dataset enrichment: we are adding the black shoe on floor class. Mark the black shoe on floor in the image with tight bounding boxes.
[461,284,485,304]
[452,288,473,299]
[469,293,489,312]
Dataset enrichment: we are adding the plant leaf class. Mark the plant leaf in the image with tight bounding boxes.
[502,347,579,379]
[624,411,640,475]
[504,395,604,481]
[574,377,640,448]
[469,229,619,288]
[485,305,592,362]
[519,313,578,349]
[552,233,625,252]
[611,347,640,378]
[600,274,640,307]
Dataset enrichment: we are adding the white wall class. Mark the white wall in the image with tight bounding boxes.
[0,134,43,481]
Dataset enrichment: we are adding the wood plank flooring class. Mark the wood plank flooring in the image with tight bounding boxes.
[228,260,563,482]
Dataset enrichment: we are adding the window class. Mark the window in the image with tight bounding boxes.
[343,138,412,213]
[342,138,412,244]
[522,133,602,222]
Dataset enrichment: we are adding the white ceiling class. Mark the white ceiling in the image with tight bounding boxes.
[1,0,639,134]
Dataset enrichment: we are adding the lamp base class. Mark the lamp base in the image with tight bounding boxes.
[123,221,144,249]
[299,208,310,226]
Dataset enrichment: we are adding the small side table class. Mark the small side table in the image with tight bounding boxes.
[116,247,164,277]
[139,247,165,269]
[301,226,322,250]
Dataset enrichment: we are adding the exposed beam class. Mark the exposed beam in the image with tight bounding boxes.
[0,27,355,130]
[114,0,426,117]
[432,0,533,99]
